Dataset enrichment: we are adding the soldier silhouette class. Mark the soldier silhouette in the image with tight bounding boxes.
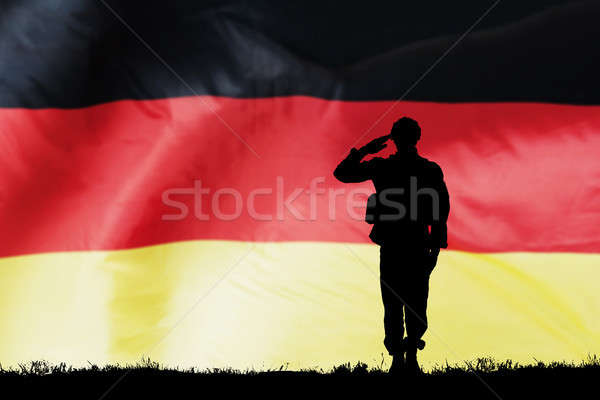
[334,117,450,373]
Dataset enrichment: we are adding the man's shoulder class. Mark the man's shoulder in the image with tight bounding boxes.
[417,156,444,177]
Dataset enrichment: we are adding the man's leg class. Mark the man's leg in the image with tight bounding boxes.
[403,251,431,372]
[379,246,405,358]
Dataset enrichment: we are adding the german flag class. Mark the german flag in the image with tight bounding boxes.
[1,1,599,370]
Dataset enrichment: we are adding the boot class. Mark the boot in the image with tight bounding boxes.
[405,347,422,375]
[388,353,405,374]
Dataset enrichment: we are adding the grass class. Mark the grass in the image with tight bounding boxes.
[1,355,598,376]
[2,356,598,399]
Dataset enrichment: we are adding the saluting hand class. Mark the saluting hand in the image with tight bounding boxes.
[361,135,390,154]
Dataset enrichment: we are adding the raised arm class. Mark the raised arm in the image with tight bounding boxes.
[334,135,389,183]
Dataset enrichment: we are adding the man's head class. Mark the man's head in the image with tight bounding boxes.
[390,117,421,148]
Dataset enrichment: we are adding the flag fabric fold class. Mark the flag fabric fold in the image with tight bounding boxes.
[0,1,599,369]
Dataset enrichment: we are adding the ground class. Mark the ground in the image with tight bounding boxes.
[2,357,598,399]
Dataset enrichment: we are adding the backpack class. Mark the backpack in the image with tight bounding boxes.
[365,193,378,224]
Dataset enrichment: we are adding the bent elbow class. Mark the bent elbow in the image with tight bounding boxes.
[333,167,351,183]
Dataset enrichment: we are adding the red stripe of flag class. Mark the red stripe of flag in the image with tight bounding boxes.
[1,96,599,256]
